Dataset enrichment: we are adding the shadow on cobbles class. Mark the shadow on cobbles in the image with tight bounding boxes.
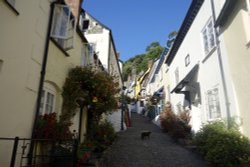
[99,113,208,167]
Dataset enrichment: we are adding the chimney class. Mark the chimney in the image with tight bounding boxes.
[116,52,120,59]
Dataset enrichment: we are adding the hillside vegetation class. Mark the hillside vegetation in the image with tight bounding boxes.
[122,31,177,81]
[123,42,164,81]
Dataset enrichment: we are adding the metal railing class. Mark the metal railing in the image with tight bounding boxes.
[0,137,78,167]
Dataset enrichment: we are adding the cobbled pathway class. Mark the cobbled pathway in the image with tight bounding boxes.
[99,113,208,167]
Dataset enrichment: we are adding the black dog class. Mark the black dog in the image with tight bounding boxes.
[141,131,151,140]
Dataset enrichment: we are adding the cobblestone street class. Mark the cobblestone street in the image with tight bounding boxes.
[99,113,207,167]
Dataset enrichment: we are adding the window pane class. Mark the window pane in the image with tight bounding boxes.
[45,92,54,114]
[51,5,70,39]
[208,21,215,49]
[202,29,209,54]
[207,88,221,119]
[39,90,45,114]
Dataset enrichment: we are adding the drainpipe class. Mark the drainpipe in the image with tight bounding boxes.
[28,1,56,165]
[210,0,231,126]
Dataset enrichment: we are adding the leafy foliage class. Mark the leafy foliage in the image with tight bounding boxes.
[86,120,117,152]
[78,120,117,161]
[35,113,73,139]
[123,42,164,81]
[122,31,178,81]
[193,121,250,167]
[61,66,120,123]
[160,106,191,140]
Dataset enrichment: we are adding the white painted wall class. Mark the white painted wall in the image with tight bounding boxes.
[168,0,236,132]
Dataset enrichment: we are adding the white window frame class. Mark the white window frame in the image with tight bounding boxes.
[206,87,221,120]
[202,18,216,56]
[51,4,76,51]
[39,84,56,115]
[185,54,190,67]
[51,4,71,39]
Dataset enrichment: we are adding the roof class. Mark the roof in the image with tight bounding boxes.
[165,0,204,65]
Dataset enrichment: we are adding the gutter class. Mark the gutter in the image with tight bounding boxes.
[211,0,231,126]
[28,1,56,165]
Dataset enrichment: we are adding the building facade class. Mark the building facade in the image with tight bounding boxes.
[166,0,240,132]
[216,0,250,137]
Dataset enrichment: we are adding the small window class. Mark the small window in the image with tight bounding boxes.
[185,54,190,67]
[39,84,56,115]
[79,14,89,31]
[202,18,216,55]
[81,43,96,67]
[206,87,221,119]
[81,46,87,66]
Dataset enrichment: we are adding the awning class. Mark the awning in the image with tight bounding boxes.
[171,64,199,93]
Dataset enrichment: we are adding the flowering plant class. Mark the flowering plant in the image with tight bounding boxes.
[61,66,120,123]
[34,113,73,139]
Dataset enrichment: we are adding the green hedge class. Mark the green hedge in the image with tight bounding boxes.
[194,121,250,167]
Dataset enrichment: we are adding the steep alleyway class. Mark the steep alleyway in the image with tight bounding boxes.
[99,113,207,167]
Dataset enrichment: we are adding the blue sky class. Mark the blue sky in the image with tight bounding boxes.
[82,0,192,62]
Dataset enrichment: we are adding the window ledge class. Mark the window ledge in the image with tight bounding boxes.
[202,46,216,63]
[50,38,70,57]
[4,0,19,15]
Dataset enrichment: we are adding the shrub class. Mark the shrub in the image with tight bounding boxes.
[194,121,250,167]
[160,107,191,140]
[86,120,117,153]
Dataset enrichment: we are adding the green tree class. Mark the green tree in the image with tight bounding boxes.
[122,42,164,81]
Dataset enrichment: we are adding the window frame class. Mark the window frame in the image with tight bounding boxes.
[206,87,221,120]
[185,54,190,67]
[50,4,76,52]
[202,18,216,56]
[39,85,56,115]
